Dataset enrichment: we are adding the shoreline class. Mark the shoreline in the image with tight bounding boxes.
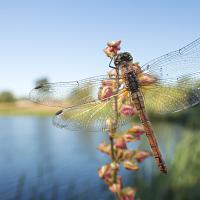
[0,101,58,116]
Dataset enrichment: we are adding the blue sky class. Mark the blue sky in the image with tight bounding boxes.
[0,0,200,96]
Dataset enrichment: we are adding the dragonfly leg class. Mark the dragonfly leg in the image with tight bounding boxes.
[109,57,118,69]
[109,66,118,69]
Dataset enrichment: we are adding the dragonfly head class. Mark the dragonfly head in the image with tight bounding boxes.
[114,52,133,67]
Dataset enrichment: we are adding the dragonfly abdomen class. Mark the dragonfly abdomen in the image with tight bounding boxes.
[139,111,168,174]
[124,71,167,173]
[131,91,145,111]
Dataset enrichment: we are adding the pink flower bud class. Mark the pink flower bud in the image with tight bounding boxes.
[109,176,122,193]
[123,161,139,171]
[97,143,111,155]
[131,62,142,75]
[115,149,134,162]
[120,104,137,117]
[108,46,113,51]
[139,74,157,86]
[108,69,117,77]
[101,80,113,87]
[98,164,109,179]
[121,187,135,200]
[115,138,127,149]
[110,162,119,171]
[128,125,145,137]
[123,134,138,142]
[107,40,121,48]
[104,40,121,57]
[104,47,116,57]
[101,86,113,99]
[134,151,151,163]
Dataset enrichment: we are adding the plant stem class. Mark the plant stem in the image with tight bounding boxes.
[109,135,115,161]
[109,68,122,200]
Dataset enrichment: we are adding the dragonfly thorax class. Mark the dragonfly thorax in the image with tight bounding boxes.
[114,52,139,92]
[125,71,139,92]
[114,52,133,67]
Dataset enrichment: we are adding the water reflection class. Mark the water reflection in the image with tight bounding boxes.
[0,116,199,200]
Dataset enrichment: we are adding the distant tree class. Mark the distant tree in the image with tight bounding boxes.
[0,91,16,102]
[35,77,49,87]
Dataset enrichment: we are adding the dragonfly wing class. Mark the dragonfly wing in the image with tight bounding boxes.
[53,95,133,132]
[141,37,200,79]
[142,72,200,114]
[29,75,121,108]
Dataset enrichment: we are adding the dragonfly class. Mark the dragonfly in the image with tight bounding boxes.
[29,37,200,174]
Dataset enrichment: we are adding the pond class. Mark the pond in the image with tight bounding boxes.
[0,116,198,200]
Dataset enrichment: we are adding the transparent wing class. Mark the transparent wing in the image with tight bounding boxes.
[29,75,122,108]
[52,94,134,132]
[141,37,200,79]
[142,72,200,114]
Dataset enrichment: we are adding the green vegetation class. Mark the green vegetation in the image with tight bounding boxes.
[0,102,57,116]
[0,77,54,116]
[150,105,200,129]
[135,131,200,200]
[0,91,16,103]
[35,77,49,87]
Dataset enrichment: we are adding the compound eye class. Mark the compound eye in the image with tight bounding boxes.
[124,52,133,62]
[114,52,133,66]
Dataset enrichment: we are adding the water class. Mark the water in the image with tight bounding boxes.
[0,117,195,200]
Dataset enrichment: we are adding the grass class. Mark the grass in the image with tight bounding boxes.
[135,131,200,200]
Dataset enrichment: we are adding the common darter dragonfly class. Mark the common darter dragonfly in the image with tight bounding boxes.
[30,38,200,174]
